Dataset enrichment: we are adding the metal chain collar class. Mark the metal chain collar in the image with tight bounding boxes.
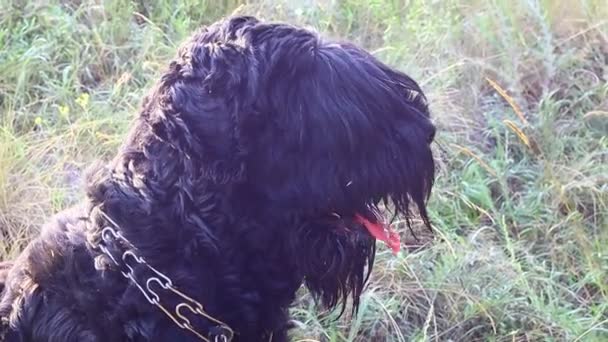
[96,211,234,342]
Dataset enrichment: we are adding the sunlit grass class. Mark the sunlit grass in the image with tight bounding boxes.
[1,0,607,340]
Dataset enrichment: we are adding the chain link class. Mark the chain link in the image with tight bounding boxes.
[97,211,234,342]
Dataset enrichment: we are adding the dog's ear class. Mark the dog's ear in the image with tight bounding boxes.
[147,24,261,185]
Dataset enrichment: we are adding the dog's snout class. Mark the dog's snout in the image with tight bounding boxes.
[416,116,436,144]
[427,124,436,144]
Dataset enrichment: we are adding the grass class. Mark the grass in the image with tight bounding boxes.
[1,0,607,340]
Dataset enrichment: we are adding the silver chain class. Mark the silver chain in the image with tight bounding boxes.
[96,211,234,342]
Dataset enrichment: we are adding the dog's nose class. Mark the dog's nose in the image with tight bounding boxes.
[427,124,436,144]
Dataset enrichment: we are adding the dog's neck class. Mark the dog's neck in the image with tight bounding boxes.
[85,119,223,252]
[82,117,307,339]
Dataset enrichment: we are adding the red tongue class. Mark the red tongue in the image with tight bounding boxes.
[355,213,401,255]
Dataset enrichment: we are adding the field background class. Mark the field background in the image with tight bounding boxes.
[1,0,607,341]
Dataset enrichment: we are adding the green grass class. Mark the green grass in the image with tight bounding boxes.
[1,0,607,340]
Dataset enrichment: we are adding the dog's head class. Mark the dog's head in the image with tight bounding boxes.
[143,16,435,314]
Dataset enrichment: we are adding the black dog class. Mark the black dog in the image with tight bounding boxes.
[0,15,435,341]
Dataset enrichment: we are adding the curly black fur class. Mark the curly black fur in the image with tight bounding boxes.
[0,16,435,341]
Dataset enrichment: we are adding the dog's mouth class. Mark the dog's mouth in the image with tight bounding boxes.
[354,213,400,254]
[328,210,401,255]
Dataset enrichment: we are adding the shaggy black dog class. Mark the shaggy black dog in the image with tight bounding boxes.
[0,15,435,341]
